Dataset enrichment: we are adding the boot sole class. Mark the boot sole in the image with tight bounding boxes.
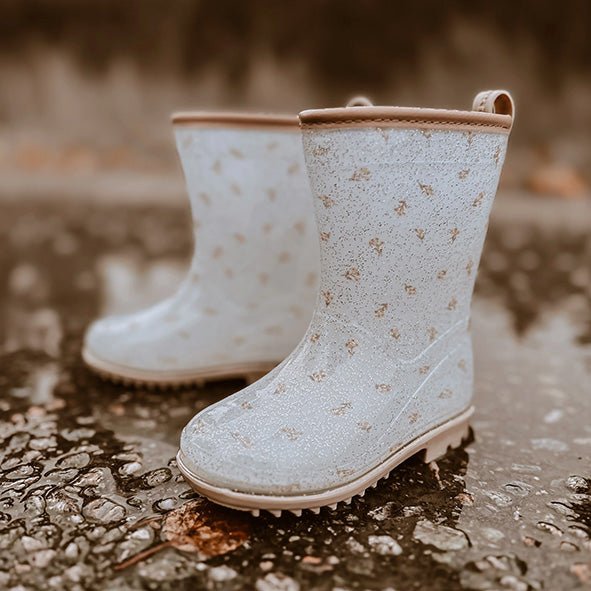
[81,347,277,390]
[176,406,474,516]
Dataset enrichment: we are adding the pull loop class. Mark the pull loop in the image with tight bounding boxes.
[472,90,515,126]
[346,96,373,108]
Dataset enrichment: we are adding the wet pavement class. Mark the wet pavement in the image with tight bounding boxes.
[0,197,589,590]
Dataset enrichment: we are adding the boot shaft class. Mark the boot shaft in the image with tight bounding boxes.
[300,93,513,359]
[172,112,319,325]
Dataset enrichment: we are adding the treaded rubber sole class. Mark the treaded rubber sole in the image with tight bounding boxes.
[176,406,474,516]
[82,347,277,390]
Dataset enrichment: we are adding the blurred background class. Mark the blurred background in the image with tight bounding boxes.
[1,0,590,203]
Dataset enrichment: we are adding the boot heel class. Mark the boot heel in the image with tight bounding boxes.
[423,418,470,463]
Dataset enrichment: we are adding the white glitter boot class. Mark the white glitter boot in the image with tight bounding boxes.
[83,113,319,388]
[177,91,514,515]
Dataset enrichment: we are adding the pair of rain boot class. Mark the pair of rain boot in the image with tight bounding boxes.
[84,90,515,516]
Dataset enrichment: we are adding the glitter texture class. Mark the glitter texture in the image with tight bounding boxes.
[180,122,510,495]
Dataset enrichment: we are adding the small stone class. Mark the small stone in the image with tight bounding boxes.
[60,428,96,442]
[156,498,176,511]
[570,563,591,584]
[484,490,513,507]
[536,521,563,536]
[368,535,402,556]
[565,475,588,492]
[64,542,79,559]
[209,566,238,582]
[142,468,172,487]
[21,536,46,552]
[119,462,142,476]
[83,498,126,523]
[29,437,58,451]
[29,549,56,568]
[345,537,365,554]
[413,520,468,551]
[255,573,300,591]
[57,452,91,469]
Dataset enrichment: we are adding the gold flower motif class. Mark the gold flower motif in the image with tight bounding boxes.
[419,182,434,197]
[421,129,432,138]
[350,167,371,181]
[439,389,453,399]
[191,419,207,435]
[375,383,392,393]
[331,401,352,416]
[264,325,283,336]
[241,400,253,410]
[231,183,241,196]
[358,421,372,432]
[230,148,244,159]
[278,251,291,263]
[280,427,302,441]
[204,307,218,316]
[466,258,474,276]
[493,145,502,165]
[405,284,417,295]
[419,365,430,375]
[459,169,470,179]
[178,330,191,340]
[231,432,253,449]
[458,359,467,371]
[310,370,327,382]
[306,272,317,287]
[450,227,460,242]
[212,160,221,173]
[369,237,384,255]
[267,188,277,202]
[437,270,447,280]
[289,305,303,317]
[390,327,401,340]
[345,339,358,356]
[288,162,300,175]
[274,382,287,395]
[472,192,485,207]
[447,296,458,311]
[313,145,330,156]
[374,303,388,318]
[233,335,246,345]
[233,233,246,244]
[320,231,331,242]
[337,467,355,478]
[415,228,426,240]
[258,272,269,285]
[427,326,438,342]
[267,141,278,151]
[309,333,320,343]
[465,131,474,145]
[344,267,361,281]
[224,268,234,279]
[294,221,306,235]
[262,222,273,234]
[408,412,420,424]
[199,192,211,206]
[322,291,333,306]
[319,194,335,208]
[394,200,408,216]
